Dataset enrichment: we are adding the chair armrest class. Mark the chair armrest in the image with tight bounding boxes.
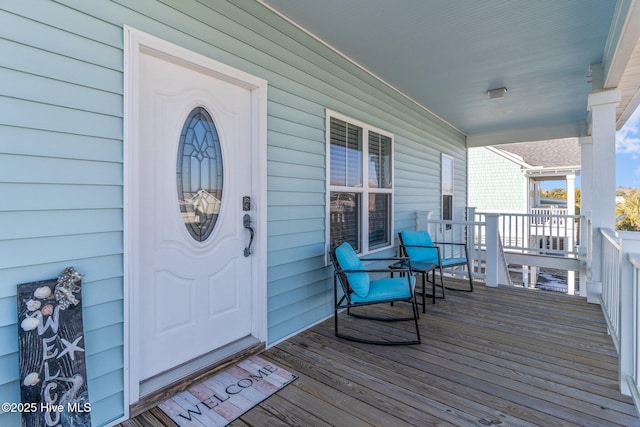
[360,256,413,271]
[360,256,410,262]
[396,245,441,266]
[336,267,412,274]
[398,244,441,256]
[433,241,466,246]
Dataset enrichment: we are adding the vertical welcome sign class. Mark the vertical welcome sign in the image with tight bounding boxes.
[16,267,92,427]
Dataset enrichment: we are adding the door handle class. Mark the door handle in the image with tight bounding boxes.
[243,214,254,257]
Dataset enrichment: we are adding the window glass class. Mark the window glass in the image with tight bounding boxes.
[442,194,453,222]
[368,132,392,189]
[441,154,454,227]
[330,117,362,187]
[327,112,393,255]
[442,155,454,195]
[330,192,361,252]
[368,193,390,249]
[177,107,223,242]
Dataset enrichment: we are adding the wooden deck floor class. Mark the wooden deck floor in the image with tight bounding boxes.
[121,283,639,426]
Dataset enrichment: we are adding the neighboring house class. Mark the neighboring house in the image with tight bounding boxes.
[468,138,581,291]
[0,3,466,426]
[468,138,580,214]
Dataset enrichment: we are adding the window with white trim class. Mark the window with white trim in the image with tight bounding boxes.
[441,154,454,228]
[327,112,393,255]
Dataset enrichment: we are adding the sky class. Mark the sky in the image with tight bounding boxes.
[540,105,640,191]
[616,105,640,188]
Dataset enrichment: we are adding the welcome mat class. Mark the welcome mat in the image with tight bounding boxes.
[158,355,298,426]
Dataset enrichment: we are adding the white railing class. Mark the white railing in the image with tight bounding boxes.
[475,211,581,257]
[627,253,640,405]
[530,207,569,220]
[418,212,640,401]
[598,228,640,401]
[600,228,622,351]
[416,212,510,287]
[417,209,640,402]
[417,215,486,280]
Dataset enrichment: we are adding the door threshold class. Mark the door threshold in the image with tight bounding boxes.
[131,336,264,417]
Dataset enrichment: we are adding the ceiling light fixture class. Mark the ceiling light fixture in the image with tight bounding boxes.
[487,87,508,100]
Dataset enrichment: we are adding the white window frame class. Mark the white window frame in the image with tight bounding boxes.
[441,154,454,227]
[325,110,394,262]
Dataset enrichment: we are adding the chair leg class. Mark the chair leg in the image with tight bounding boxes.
[334,304,421,345]
[421,269,443,309]
[334,290,421,345]
[437,266,445,297]
[466,260,474,292]
[412,295,421,344]
[431,270,436,305]
[334,277,341,338]
[444,264,474,292]
[422,272,427,313]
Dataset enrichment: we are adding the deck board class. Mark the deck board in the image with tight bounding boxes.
[119,283,639,426]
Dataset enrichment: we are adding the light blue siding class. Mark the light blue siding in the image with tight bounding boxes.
[0,210,121,241]
[0,0,126,422]
[0,37,122,93]
[0,126,122,162]
[468,147,528,213]
[0,326,18,357]
[0,183,122,212]
[0,0,466,425]
[0,68,121,118]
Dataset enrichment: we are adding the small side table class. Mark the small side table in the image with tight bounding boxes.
[389,260,439,312]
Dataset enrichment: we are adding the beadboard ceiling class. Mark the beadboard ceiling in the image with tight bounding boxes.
[261,0,640,144]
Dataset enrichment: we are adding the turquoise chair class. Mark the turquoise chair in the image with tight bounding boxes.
[330,242,421,345]
[399,230,473,308]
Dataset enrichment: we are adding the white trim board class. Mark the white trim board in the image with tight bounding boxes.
[123,25,268,408]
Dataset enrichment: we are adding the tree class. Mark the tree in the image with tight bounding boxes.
[539,188,581,215]
[616,192,640,231]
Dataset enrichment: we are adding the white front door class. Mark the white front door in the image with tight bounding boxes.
[132,41,261,386]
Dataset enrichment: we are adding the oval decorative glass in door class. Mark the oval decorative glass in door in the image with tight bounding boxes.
[176,106,223,242]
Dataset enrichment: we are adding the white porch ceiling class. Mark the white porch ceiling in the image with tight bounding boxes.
[261,0,640,145]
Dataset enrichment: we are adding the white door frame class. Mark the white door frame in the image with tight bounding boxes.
[123,26,268,407]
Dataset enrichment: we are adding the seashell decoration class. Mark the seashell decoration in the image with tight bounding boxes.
[33,286,52,299]
[41,304,53,316]
[23,372,39,386]
[25,299,41,312]
[54,267,83,310]
[20,317,39,332]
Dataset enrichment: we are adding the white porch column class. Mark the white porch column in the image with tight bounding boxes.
[466,207,478,280]
[579,136,593,297]
[416,211,433,231]
[566,174,576,295]
[566,174,576,217]
[585,89,621,303]
[484,213,500,287]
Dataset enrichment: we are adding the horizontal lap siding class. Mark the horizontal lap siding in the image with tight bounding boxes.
[468,147,527,212]
[229,0,466,340]
[0,0,125,425]
[0,0,465,424]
